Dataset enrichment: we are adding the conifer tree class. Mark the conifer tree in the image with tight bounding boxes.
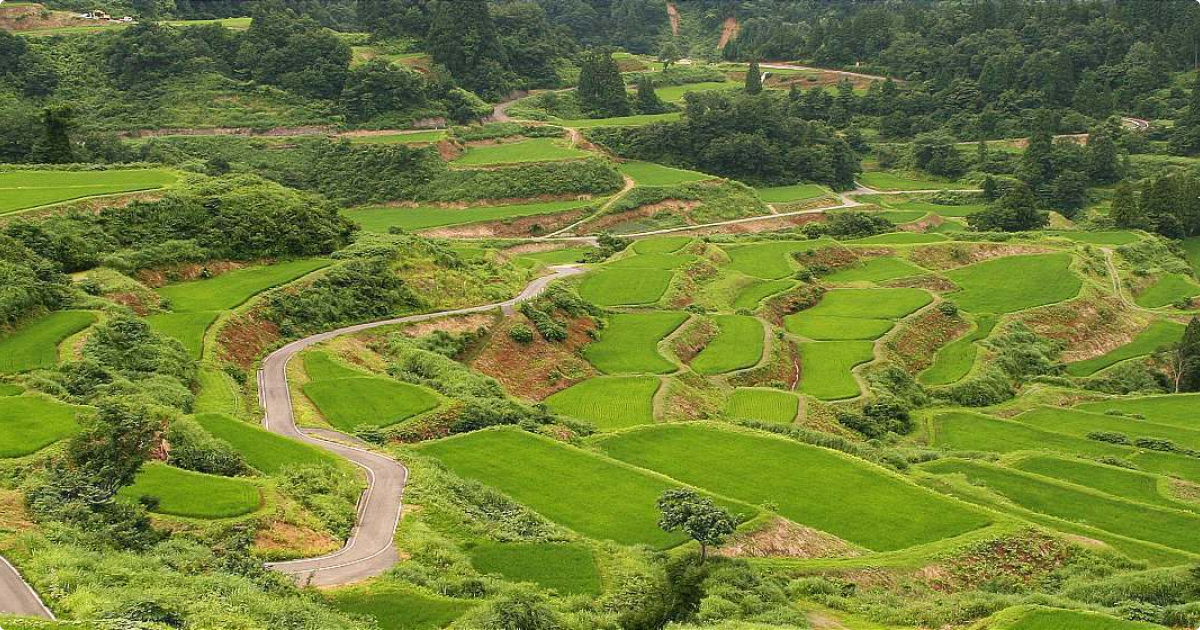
[1087,125,1120,184]
[1171,71,1200,156]
[634,74,667,114]
[426,0,511,100]
[745,59,763,95]
[1109,180,1141,229]
[578,50,631,118]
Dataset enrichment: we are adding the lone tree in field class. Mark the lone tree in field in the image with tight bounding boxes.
[657,488,737,563]
[745,59,763,95]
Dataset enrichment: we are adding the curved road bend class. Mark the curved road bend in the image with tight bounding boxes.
[0,554,54,619]
[261,265,584,587]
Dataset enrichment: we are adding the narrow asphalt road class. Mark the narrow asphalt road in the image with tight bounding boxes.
[260,265,583,587]
[0,554,54,619]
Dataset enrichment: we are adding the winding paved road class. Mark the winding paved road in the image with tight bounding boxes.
[259,265,583,587]
[0,554,54,620]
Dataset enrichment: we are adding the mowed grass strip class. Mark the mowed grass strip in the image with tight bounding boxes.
[330,585,474,630]
[725,388,799,424]
[156,258,330,312]
[195,413,336,475]
[619,161,710,186]
[918,314,998,386]
[543,376,659,431]
[731,279,794,310]
[0,395,81,458]
[720,241,824,280]
[1066,320,1186,376]
[599,424,988,551]
[1135,273,1200,308]
[756,183,827,204]
[194,367,240,415]
[1077,394,1200,430]
[419,428,699,547]
[1015,406,1200,452]
[453,138,589,166]
[798,341,875,400]
[146,311,219,359]
[945,253,1081,313]
[1012,455,1190,511]
[0,311,95,373]
[691,315,764,375]
[578,268,673,306]
[303,378,440,432]
[0,169,177,214]
[985,606,1167,630]
[823,256,924,283]
[631,236,693,254]
[344,199,594,233]
[921,458,1200,554]
[468,543,602,595]
[117,462,261,519]
[584,312,686,374]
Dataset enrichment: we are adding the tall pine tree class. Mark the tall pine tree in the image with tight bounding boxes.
[1109,180,1142,229]
[634,74,667,115]
[578,50,631,118]
[1087,125,1120,184]
[745,59,763,95]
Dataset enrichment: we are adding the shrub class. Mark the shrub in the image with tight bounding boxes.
[277,464,360,538]
[508,323,534,343]
[165,417,247,477]
[1088,431,1131,445]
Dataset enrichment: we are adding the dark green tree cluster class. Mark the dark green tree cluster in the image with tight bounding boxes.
[0,30,58,97]
[968,181,1049,232]
[657,488,737,563]
[0,234,72,328]
[1171,72,1200,156]
[634,74,670,115]
[1177,318,1200,393]
[577,50,631,118]
[535,0,669,53]
[1109,173,1200,239]
[1012,120,1123,216]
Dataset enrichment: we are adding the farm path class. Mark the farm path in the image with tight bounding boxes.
[759,62,891,84]
[259,265,584,587]
[1099,247,1184,320]
[0,554,55,619]
[542,175,638,238]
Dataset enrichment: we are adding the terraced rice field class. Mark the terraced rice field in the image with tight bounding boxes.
[195,413,337,474]
[605,252,698,270]
[1065,320,1185,376]
[346,130,447,144]
[0,168,178,214]
[578,268,674,306]
[156,259,331,312]
[918,314,998,386]
[0,310,95,373]
[330,586,474,630]
[556,112,682,128]
[755,183,828,204]
[542,376,659,430]
[598,424,989,551]
[344,199,595,233]
[858,172,965,191]
[786,288,931,340]
[845,232,947,245]
[654,81,740,102]
[1015,407,1200,451]
[117,462,262,519]
[892,200,986,217]
[0,394,81,458]
[303,377,441,431]
[945,253,1081,313]
[984,606,1167,630]
[453,138,589,165]
[731,279,794,310]
[304,351,369,380]
[921,459,1200,554]
[1076,394,1200,429]
[798,341,875,400]
[468,543,601,595]
[194,367,241,415]
[1011,455,1191,511]
[515,247,594,265]
[1050,230,1142,245]
[721,240,825,279]
[1134,273,1200,308]
[419,428,710,547]
[583,312,687,374]
[823,256,925,283]
[690,315,764,374]
[631,236,692,254]
[724,388,799,424]
[618,161,710,186]
[146,311,220,359]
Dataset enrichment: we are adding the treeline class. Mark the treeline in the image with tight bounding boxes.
[588,90,860,189]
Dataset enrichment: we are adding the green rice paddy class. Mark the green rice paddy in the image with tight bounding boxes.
[918,314,998,386]
[453,138,589,166]
[985,606,1164,630]
[0,394,81,458]
[0,310,95,373]
[844,232,948,245]
[858,172,964,191]
[927,411,1127,459]
[0,169,178,215]
[556,112,682,128]
[892,200,986,217]
[195,413,336,474]
[756,184,828,204]
[1014,406,1200,452]
[720,240,824,280]
[194,367,241,415]
[1065,320,1186,376]
[515,247,594,265]
[787,315,895,341]
[690,315,764,374]
[578,268,673,306]
[330,585,474,630]
[345,199,594,233]
[1011,455,1188,511]
[542,376,659,431]
[786,288,931,340]
[156,259,331,312]
[118,462,262,519]
[304,377,440,432]
[468,543,602,595]
[654,81,740,102]
[731,279,794,310]
[1134,273,1200,308]
[945,253,1081,313]
[822,256,925,283]
[798,341,875,400]
[1076,394,1200,430]
[605,252,698,270]
[618,161,710,186]
[583,312,687,374]
[725,388,799,424]
[146,311,219,359]
[631,236,692,254]
[1050,230,1142,245]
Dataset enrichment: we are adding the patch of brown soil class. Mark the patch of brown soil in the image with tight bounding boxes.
[761,284,825,327]
[717,517,861,559]
[806,610,848,630]
[666,2,680,35]
[670,211,825,236]
[717,16,740,50]
[923,530,1073,592]
[500,242,576,258]
[798,245,861,272]
[1169,478,1200,505]
[376,194,598,210]
[615,57,649,72]
[903,213,944,232]
[0,3,111,31]
[670,317,717,363]
[0,490,33,534]
[1018,296,1138,361]
[401,313,494,339]
[137,260,247,288]
[0,190,164,226]
[254,521,339,557]
[217,310,281,369]
[107,291,156,316]
[907,243,1052,271]
[763,70,874,92]
[729,338,802,391]
[660,371,723,421]
[579,200,701,234]
[435,139,463,161]
[884,308,969,374]
[884,274,957,293]
[472,314,596,400]
[420,208,588,238]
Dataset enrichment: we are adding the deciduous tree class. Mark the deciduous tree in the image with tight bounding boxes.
[658,488,737,563]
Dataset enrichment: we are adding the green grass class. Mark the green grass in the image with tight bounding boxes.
[1012,455,1189,511]
[945,253,1081,313]
[691,315,764,374]
[599,424,989,551]
[787,288,932,338]
[929,411,1129,459]
[468,543,602,595]
[823,257,925,284]
[1014,406,1200,452]
[117,462,261,519]
[419,428,703,547]
[605,252,698,270]
[1077,394,1200,430]
[346,130,447,145]
[876,210,928,224]
[1065,320,1186,376]
[516,247,594,265]
[921,459,1200,554]
[725,388,799,424]
[786,315,895,341]
[303,377,440,432]
[985,606,1166,630]
[1050,230,1142,245]
[578,268,673,306]
[0,311,95,373]
[631,236,693,254]
[619,161,710,186]
[756,184,828,204]
[345,199,594,233]
[0,384,20,396]
[557,112,683,128]
[1185,236,1200,276]
[654,81,740,102]
[720,240,824,280]
[858,172,964,191]
[1134,273,1200,308]
[303,351,369,381]
[892,200,987,217]
[453,138,589,166]
[0,169,177,214]
[543,376,659,431]
[798,341,875,400]
[583,312,687,374]
[330,585,473,630]
[0,395,81,458]
[918,314,998,386]
[731,279,794,310]
[844,232,948,245]
[157,259,330,312]
[145,311,219,359]
[194,367,241,415]
[195,413,336,475]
